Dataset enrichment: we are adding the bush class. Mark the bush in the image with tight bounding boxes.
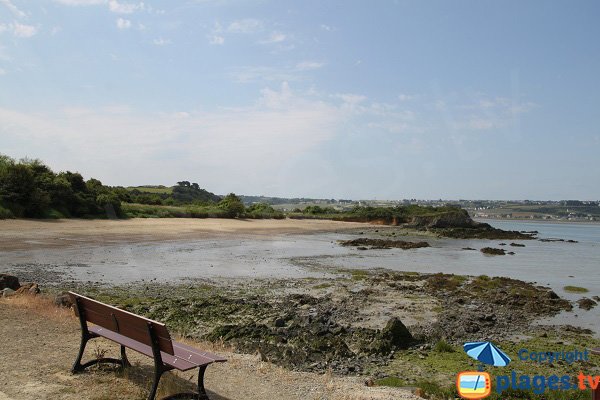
[0,204,14,219]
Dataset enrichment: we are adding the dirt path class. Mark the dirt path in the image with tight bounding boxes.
[0,295,419,400]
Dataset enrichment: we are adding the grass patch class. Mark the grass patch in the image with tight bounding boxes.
[374,376,406,387]
[564,285,589,293]
[350,270,369,281]
[433,339,455,353]
[312,283,333,289]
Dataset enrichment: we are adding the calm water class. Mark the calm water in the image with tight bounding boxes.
[2,219,599,333]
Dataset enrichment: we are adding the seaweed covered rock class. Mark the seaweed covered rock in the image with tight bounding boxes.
[0,274,20,291]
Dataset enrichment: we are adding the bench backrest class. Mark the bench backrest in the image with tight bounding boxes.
[68,292,174,355]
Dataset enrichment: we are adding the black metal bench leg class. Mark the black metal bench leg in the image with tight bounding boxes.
[148,367,165,400]
[197,365,208,400]
[71,333,90,373]
[120,345,132,368]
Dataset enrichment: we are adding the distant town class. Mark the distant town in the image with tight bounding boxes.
[240,196,600,222]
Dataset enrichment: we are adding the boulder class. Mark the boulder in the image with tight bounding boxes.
[2,288,15,297]
[577,298,597,311]
[54,292,73,308]
[15,283,40,295]
[0,274,20,290]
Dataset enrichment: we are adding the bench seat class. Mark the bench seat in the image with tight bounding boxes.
[89,326,226,371]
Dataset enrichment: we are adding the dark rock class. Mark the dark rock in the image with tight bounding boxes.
[510,243,526,247]
[54,292,73,308]
[0,274,20,290]
[577,298,597,310]
[380,318,413,349]
[274,318,286,328]
[480,247,506,255]
[339,238,430,250]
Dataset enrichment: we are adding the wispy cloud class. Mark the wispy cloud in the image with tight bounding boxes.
[0,0,26,18]
[153,37,171,46]
[259,31,286,44]
[53,0,107,5]
[0,22,38,38]
[116,17,131,30]
[209,35,224,45]
[227,18,263,34]
[295,61,325,71]
[108,0,144,14]
[0,84,342,192]
[0,67,6,75]
[230,61,324,83]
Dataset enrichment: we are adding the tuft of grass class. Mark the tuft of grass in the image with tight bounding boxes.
[433,339,455,353]
[313,283,333,289]
[350,270,369,281]
[563,285,589,293]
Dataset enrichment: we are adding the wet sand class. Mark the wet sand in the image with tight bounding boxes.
[0,218,370,251]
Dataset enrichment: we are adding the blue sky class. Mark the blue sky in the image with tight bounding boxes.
[1,0,599,200]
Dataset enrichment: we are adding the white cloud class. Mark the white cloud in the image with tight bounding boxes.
[10,22,38,38]
[153,37,171,46]
[209,35,224,45]
[398,94,413,101]
[295,61,324,71]
[227,18,263,34]
[116,18,131,29]
[0,0,26,18]
[53,0,107,5]
[108,0,143,13]
[260,31,286,44]
[320,24,333,31]
[0,85,342,192]
[0,67,6,75]
[334,93,367,105]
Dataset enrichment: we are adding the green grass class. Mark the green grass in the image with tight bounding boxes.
[374,376,407,387]
[563,285,589,293]
[433,339,455,353]
[126,186,173,194]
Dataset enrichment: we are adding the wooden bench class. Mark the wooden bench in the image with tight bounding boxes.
[68,292,226,400]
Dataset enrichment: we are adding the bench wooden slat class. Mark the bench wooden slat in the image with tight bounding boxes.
[172,341,227,364]
[70,292,174,355]
[89,326,199,371]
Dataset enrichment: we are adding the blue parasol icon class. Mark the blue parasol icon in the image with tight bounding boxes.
[463,341,511,367]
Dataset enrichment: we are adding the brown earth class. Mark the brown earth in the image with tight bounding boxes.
[0,294,420,400]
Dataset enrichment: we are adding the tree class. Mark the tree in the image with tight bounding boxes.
[218,193,245,217]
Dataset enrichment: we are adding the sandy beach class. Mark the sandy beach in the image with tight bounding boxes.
[0,218,370,251]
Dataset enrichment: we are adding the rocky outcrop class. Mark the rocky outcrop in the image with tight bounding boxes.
[339,238,430,250]
[577,298,597,310]
[480,247,506,255]
[0,274,20,291]
[15,283,40,295]
[408,209,476,229]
